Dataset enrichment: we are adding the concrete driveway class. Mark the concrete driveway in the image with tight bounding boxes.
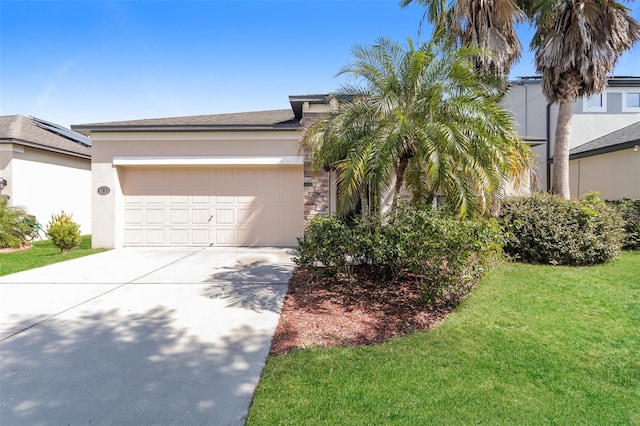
[0,247,294,426]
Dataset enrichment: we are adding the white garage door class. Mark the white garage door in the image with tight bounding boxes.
[121,166,303,247]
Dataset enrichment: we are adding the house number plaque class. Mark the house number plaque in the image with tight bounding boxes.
[97,186,111,195]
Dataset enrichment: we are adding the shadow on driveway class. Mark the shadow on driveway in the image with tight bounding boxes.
[1,307,270,425]
[202,256,292,314]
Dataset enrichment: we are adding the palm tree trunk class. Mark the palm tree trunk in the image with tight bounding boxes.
[552,101,573,199]
[392,157,409,211]
[360,186,369,216]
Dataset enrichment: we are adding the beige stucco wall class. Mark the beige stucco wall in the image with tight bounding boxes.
[569,147,640,200]
[1,144,91,233]
[91,130,302,248]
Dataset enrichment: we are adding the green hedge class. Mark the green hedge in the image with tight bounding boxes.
[295,205,503,305]
[606,199,640,250]
[500,193,625,265]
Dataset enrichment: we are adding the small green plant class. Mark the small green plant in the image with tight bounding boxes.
[46,211,81,253]
[0,197,30,249]
[500,193,625,265]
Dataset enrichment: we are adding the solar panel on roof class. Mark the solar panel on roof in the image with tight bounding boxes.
[30,116,91,147]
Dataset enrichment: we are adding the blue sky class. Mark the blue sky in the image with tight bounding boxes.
[1,0,639,127]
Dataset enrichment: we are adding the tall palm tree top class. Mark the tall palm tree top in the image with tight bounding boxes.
[531,0,640,102]
[402,0,527,75]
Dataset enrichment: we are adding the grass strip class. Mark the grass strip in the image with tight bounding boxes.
[0,236,108,276]
[248,251,640,425]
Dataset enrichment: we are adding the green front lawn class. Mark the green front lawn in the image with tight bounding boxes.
[0,235,107,276]
[248,251,640,425]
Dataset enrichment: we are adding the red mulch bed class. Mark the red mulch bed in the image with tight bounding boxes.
[269,267,455,355]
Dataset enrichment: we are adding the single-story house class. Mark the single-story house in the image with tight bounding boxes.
[569,120,640,200]
[73,94,542,249]
[72,96,336,249]
[0,115,92,233]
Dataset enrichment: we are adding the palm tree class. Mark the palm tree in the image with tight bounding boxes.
[401,0,527,76]
[301,36,532,219]
[530,0,640,198]
[0,197,29,248]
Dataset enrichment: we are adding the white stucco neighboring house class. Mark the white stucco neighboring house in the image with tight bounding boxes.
[0,115,92,234]
[503,76,640,198]
[72,96,337,249]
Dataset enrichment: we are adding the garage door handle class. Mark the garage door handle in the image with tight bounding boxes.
[208,215,213,222]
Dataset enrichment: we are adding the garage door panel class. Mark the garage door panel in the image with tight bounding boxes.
[238,209,254,224]
[124,229,143,245]
[146,229,165,244]
[124,209,143,224]
[215,209,234,224]
[189,169,209,183]
[192,229,210,244]
[192,195,210,204]
[170,229,189,244]
[167,169,190,185]
[170,195,189,203]
[122,166,302,247]
[281,189,301,204]
[215,229,235,245]
[143,170,165,185]
[283,208,302,225]
[236,170,256,185]
[146,195,165,203]
[146,209,164,224]
[260,169,281,185]
[192,209,211,224]
[211,169,234,185]
[125,195,144,204]
[170,209,189,224]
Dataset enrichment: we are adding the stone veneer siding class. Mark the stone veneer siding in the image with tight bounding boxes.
[303,148,330,221]
[302,112,331,223]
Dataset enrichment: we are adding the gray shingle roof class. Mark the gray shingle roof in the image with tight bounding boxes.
[72,109,301,133]
[0,115,91,159]
[570,120,640,159]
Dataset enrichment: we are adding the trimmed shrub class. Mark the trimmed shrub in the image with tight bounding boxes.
[294,216,351,275]
[607,199,640,250]
[386,206,503,303]
[46,211,81,253]
[294,205,503,305]
[0,197,30,249]
[500,193,625,265]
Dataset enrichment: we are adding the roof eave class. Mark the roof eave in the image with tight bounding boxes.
[0,138,91,160]
[511,76,640,86]
[569,140,640,160]
[71,124,303,135]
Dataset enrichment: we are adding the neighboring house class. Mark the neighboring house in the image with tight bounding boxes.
[72,96,336,248]
[503,76,640,198]
[0,115,92,234]
[569,121,640,199]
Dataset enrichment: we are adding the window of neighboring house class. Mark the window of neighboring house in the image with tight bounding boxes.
[623,92,640,112]
[583,93,607,112]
